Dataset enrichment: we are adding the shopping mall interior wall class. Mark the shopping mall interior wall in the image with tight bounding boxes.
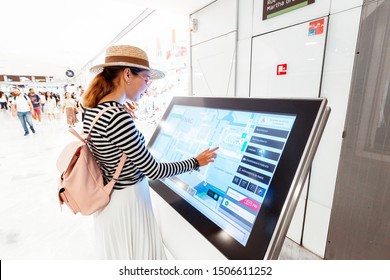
[251,17,328,253]
[177,0,365,259]
[303,5,362,258]
[246,0,363,258]
[189,0,238,97]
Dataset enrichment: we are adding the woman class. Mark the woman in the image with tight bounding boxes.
[45,91,57,122]
[82,45,218,260]
[0,91,8,111]
[61,92,77,127]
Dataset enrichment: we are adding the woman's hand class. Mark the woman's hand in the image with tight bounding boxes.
[195,147,219,167]
[123,100,139,119]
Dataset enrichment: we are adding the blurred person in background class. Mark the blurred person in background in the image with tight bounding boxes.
[28,88,42,124]
[0,91,8,111]
[61,92,78,127]
[39,91,46,115]
[10,88,36,136]
[45,91,57,122]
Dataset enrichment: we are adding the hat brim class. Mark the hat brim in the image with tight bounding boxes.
[90,62,165,80]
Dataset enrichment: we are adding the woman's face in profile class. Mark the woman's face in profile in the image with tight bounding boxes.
[128,70,151,102]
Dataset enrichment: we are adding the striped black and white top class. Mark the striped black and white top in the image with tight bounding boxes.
[83,101,196,188]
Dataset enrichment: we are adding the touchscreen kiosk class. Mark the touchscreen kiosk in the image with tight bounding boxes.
[148,96,330,259]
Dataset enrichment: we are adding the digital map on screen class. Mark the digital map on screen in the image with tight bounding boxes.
[149,105,296,246]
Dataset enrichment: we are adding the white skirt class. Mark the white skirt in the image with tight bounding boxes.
[93,178,167,260]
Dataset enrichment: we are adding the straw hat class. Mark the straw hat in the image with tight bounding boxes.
[90,45,165,79]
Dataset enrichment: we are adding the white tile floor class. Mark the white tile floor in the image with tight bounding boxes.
[0,109,320,260]
[0,110,96,259]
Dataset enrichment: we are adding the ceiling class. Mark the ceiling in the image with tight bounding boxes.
[0,0,214,83]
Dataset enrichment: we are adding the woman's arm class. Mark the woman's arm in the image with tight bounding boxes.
[106,110,217,180]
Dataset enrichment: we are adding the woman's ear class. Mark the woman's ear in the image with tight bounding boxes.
[126,67,133,77]
[124,68,131,84]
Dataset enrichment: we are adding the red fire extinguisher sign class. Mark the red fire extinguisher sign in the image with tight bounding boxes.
[277,64,287,75]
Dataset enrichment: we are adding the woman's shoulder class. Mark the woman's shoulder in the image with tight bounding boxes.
[86,102,128,120]
[96,101,124,113]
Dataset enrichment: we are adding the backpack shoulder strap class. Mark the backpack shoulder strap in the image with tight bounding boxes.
[86,106,119,136]
[68,106,119,142]
[104,153,127,193]
[68,105,128,193]
[90,106,128,192]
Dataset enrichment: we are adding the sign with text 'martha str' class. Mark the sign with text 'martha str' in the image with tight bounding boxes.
[263,0,315,20]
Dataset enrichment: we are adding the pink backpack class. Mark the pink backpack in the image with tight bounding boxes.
[56,106,127,215]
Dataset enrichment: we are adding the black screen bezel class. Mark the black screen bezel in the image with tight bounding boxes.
[147,96,323,260]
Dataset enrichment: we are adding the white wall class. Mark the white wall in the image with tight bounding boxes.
[331,0,363,14]
[250,19,328,98]
[306,5,362,256]
[252,0,332,35]
[187,0,363,258]
[238,0,363,258]
[235,0,252,98]
[189,0,238,97]
[247,0,331,258]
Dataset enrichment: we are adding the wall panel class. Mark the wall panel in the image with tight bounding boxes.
[331,0,364,14]
[304,6,362,257]
[250,18,327,98]
[190,0,237,45]
[252,0,331,36]
[191,32,237,97]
